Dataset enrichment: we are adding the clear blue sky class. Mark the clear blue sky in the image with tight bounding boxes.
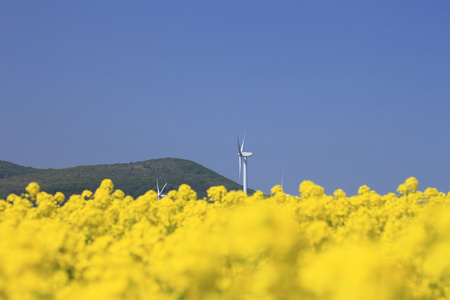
[1,1,449,196]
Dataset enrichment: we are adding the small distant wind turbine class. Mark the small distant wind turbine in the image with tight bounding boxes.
[157,179,167,200]
[237,132,253,194]
[280,166,291,196]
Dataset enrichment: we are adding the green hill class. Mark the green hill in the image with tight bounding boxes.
[0,158,250,200]
[0,160,41,179]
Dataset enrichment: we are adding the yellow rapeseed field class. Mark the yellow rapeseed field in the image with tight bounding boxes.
[1,178,450,299]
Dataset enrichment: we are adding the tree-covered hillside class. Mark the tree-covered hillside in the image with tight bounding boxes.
[0,160,40,179]
[0,158,250,199]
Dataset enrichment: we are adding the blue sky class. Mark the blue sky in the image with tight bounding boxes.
[1,1,449,196]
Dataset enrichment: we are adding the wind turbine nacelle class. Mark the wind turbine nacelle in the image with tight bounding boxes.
[242,152,253,157]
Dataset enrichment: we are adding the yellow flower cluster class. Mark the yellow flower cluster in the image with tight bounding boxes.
[1,177,450,299]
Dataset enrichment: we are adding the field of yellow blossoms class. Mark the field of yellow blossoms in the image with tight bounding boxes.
[1,177,450,299]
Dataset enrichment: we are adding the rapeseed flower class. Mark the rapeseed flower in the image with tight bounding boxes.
[0,178,449,299]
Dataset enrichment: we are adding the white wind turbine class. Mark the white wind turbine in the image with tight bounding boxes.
[156,179,167,200]
[237,132,253,194]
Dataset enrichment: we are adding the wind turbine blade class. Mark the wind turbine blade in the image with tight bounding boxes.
[157,179,160,194]
[241,131,247,152]
[237,137,243,155]
[161,183,167,194]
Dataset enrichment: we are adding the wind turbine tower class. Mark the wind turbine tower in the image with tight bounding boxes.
[237,132,253,194]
